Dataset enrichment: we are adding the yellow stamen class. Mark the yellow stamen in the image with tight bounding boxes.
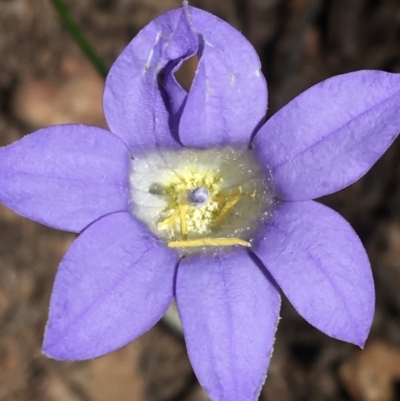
[168,237,251,248]
[215,187,255,225]
[211,187,242,202]
[180,204,188,240]
[157,208,180,231]
[215,187,255,226]
[215,189,243,225]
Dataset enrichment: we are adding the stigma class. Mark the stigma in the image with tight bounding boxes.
[129,147,273,254]
[189,187,209,204]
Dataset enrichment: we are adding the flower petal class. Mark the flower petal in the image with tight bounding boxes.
[103,7,198,155]
[252,200,374,346]
[254,70,400,200]
[176,249,280,401]
[0,125,130,232]
[43,212,178,360]
[178,7,268,148]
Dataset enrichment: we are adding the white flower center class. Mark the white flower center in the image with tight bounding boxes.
[129,147,273,254]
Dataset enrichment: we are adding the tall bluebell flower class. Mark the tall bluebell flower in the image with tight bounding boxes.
[1,5,400,401]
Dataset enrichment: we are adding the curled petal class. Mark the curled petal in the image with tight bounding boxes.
[176,249,280,401]
[103,7,198,154]
[253,201,374,346]
[0,125,130,232]
[43,212,178,360]
[254,70,400,200]
[178,7,268,148]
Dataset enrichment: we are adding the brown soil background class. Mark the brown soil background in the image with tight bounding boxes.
[1,0,400,400]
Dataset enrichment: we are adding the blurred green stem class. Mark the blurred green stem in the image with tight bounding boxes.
[49,0,109,78]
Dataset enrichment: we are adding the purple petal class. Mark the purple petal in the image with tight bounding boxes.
[103,7,198,155]
[252,200,374,346]
[178,7,268,148]
[43,212,178,360]
[0,125,130,232]
[176,249,280,401]
[254,70,400,200]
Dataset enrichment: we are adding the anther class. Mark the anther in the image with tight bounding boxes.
[214,187,255,225]
[149,183,167,195]
[168,237,251,248]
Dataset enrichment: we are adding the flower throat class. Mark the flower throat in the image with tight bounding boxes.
[130,147,273,254]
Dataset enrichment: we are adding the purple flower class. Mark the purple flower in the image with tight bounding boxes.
[1,5,400,401]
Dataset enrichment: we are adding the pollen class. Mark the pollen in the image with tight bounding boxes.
[129,147,274,254]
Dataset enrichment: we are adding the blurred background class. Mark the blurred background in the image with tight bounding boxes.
[1,0,400,400]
